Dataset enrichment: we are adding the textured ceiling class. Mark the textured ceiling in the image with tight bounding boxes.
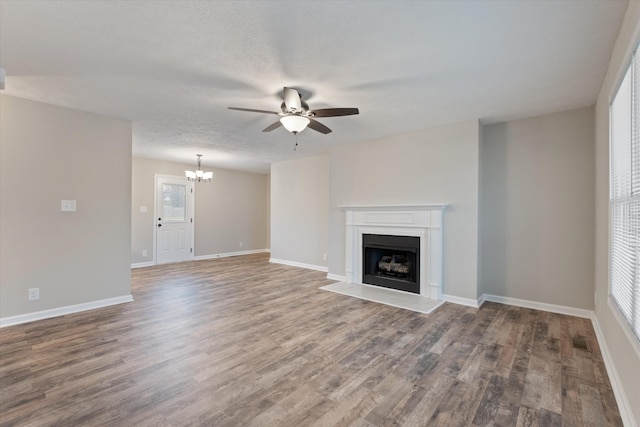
[0,0,628,173]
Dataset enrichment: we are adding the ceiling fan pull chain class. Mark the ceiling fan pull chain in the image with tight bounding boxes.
[294,133,298,151]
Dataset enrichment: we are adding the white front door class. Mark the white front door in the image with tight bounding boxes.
[155,175,194,264]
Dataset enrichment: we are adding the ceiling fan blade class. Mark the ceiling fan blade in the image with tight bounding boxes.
[283,87,302,112]
[307,118,332,134]
[310,107,360,117]
[228,107,278,115]
[262,121,283,132]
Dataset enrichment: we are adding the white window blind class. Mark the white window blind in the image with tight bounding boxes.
[610,45,640,342]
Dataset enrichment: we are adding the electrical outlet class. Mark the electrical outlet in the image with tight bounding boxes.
[28,288,39,301]
[323,253,328,261]
[239,241,244,248]
[142,250,148,257]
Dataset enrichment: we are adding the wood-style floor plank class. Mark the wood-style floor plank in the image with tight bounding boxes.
[0,254,623,426]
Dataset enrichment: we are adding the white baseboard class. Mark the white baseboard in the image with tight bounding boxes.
[443,293,594,318]
[591,316,637,427]
[477,293,487,307]
[480,294,593,319]
[326,273,346,282]
[0,295,134,328]
[442,294,482,308]
[269,258,328,273]
[131,261,155,269]
[194,249,269,261]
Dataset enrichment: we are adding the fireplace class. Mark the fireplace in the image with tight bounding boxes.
[341,204,446,300]
[362,234,420,293]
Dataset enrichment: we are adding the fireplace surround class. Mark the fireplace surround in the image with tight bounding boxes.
[341,204,446,300]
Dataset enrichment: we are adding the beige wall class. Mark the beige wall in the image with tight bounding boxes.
[328,120,480,300]
[480,107,595,309]
[594,1,640,424]
[0,95,132,318]
[131,157,268,263]
[270,154,330,268]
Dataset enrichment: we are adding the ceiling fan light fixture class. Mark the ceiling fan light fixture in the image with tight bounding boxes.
[280,115,310,134]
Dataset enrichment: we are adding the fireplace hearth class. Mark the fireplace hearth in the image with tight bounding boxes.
[363,234,420,293]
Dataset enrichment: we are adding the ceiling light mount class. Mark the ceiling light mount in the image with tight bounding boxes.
[185,154,213,182]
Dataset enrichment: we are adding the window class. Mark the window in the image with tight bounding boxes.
[162,183,186,222]
[610,45,640,342]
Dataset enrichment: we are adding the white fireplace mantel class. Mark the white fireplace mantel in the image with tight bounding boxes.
[340,204,447,300]
[339,203,447,211]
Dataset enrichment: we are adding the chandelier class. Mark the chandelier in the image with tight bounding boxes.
[185,154,213,182]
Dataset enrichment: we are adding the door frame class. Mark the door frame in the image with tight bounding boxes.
[153,173,195,265]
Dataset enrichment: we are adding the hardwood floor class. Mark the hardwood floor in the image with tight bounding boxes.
[0,253,622,426]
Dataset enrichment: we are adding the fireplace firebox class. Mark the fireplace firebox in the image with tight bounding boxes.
[362,234,420,294]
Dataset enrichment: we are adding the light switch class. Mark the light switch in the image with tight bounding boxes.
[61,200,76,212]
[140,206,148,213]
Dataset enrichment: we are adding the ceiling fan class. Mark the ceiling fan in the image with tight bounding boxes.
[228,87,359,134]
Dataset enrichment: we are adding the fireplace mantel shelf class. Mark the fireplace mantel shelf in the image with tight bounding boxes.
[339,204,448,210]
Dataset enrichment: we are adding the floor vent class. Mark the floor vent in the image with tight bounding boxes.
[572,335,590,352]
